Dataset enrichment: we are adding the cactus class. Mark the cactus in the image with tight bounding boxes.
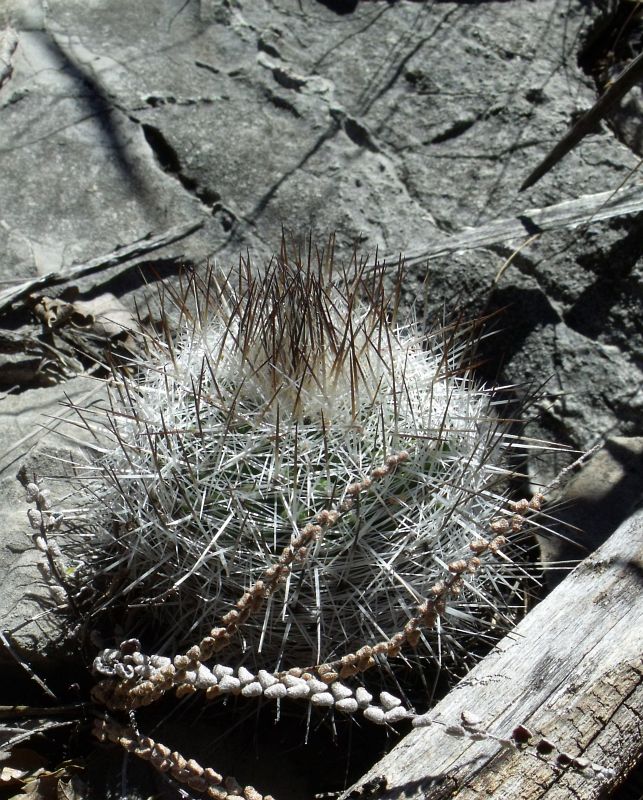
[17,235,608,800]
[78,236,533,677]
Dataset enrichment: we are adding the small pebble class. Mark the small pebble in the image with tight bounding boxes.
[237,667,255,685]
[355,687,373,708]
[330,683,353,700]
[257,670,278,689]
[379,692,401,711]
[310,692,334,707]
[282,674,305,689]
[219,675,241,693]
[286,684,310,699]
[195,665,217,689]
[363,707,385,725]
[384,707,409,724]
[241,682,263,698]
[213,664,234,680]
[264,683,287,700]
[335,698,359,714]
[307,679,329,694]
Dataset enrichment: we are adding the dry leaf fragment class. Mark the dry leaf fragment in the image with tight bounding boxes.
[69,292,140,342]
[0,747,47,786]
[29,293,139,340]
[30,298,76,330]
[56,775,85,800]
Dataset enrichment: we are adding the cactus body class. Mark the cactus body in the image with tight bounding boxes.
[84,241,525,672]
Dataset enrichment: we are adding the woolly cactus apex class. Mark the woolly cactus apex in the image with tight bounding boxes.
[78,237,532,672]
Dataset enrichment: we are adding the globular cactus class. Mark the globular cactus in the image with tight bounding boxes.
[79,237,531,676]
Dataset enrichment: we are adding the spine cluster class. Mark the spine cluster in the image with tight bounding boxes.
[21,459,613,799]
[60,239,600,799]
[91,511,517,711]
[78,244,534,673]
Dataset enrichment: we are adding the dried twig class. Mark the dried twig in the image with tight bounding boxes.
[396,183,643,269]
[93,714,275,800]
[0,630,58,702]
[520,51,643,191]
[0,220,203,315]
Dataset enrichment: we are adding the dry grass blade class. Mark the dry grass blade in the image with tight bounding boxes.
[520,50,643,191]
[400,183,643,268]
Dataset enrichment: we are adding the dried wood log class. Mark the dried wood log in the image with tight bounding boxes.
[341,510,643,800]
[397,183,643,268]
[0,219,203,315]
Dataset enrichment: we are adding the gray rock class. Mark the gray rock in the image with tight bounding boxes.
[0,0,640,650]
[0,376,102,665]
[538,436,643,583]
[0,1,641,794]
[0,463,73,665]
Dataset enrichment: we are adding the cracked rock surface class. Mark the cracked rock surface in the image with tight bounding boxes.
[0,0,641,797]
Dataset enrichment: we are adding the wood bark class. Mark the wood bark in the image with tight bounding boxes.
[341,510,643,799]
[0,219,203,314]
[398,183,643,268]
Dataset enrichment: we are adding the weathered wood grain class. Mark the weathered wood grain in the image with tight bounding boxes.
[396,183,643,269]
[0,219,203,315]
[341,510,643,799]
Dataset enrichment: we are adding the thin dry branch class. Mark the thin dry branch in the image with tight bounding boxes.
[0,220,203,315]
[520,51,643,191]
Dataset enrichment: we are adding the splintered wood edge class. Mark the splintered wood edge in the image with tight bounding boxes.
[341,510,643,800]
